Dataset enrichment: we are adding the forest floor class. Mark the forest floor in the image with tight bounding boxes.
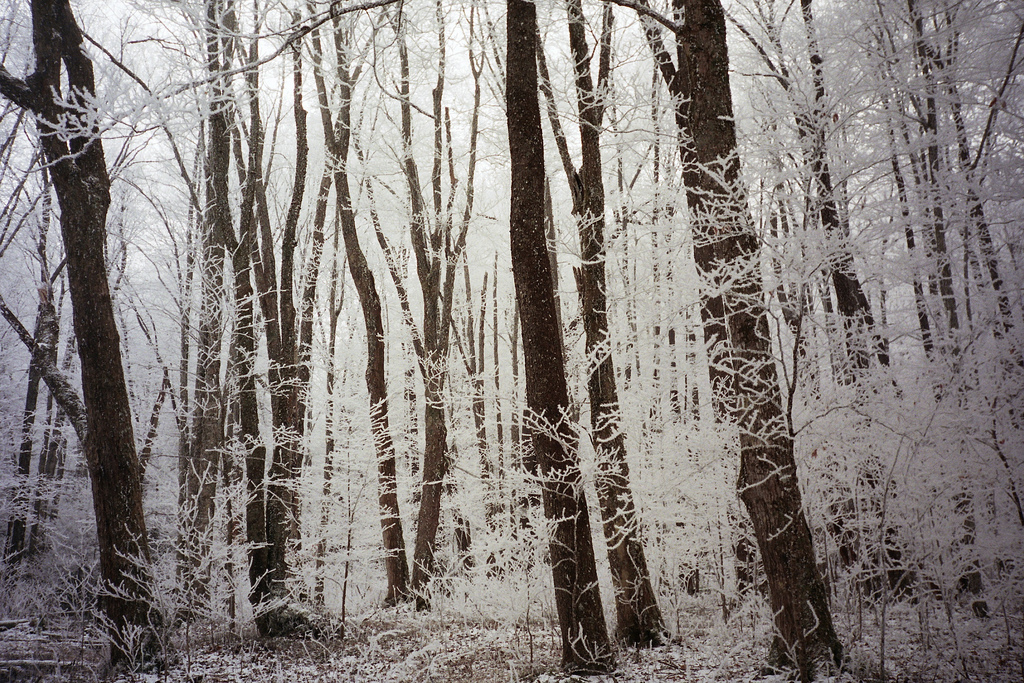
[1,599,1020,682]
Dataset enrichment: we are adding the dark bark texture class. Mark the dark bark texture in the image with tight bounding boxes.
[0,0,158,663]
[635,0,843,677]
[506,0,614,673]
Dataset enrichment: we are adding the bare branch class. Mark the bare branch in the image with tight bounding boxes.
[0,67,38,111]
[606,0,683,33]
[0,292,87,444]
[971,18,1024,172]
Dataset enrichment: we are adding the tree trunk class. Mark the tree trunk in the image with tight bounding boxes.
[233,73,270,616]
[397,10,450,603]
[506,0,614,672]
[635,0,842,676]
[265,34,309,594]
[563,0,663,646]
[907,0,960,342]
[0,0,158,663]
[799,0,885,372]
[5,283,58,563]
[29,388,69,556]
[329,40,409,604]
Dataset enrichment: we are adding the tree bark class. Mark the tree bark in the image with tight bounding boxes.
[0,0,158,663]
[328,22,410,603]
[233,46,270,614]
[562,0,664,646]
[632,0,842,676]
[5,282,58,563]
[799,0,886,372]
[397,9,451,603]
[265,32,309,594]
[391,3,480,602]
[506,0,614,672]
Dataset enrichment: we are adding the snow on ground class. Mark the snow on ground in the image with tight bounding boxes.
[3,596,1020,681]
[94,599,1019,683]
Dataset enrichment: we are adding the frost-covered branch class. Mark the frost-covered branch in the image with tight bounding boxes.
[0,292,87,444]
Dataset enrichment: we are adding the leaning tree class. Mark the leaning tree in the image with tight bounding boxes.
[0,0,158,664]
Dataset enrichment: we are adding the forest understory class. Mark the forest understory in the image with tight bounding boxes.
[0,595,1020,682]
[2,0,1024,679]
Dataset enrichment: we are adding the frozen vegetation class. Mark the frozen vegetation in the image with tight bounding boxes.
[1,0,1022,679]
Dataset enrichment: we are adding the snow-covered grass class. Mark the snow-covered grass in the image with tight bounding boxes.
[63,593,1016,683]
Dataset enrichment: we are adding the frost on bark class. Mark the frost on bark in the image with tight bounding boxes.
[632,0,842,677]
[563,0,664,646]
[0,0,158,663]
[506,0,613,673]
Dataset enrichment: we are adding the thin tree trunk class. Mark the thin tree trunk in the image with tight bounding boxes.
[908,0,960,340]
[138,368,171,476]
[390,2,480,601]
[265,31,309,594]
[233,80,270,618]
[398,7,450,603]
[314,234,345,605]
[29,389,68,556]
[327,20,409,602]
[5,281,58,563]
[730,0,885,371]
[492,258,504,459]
[506,0,614,672]
[460,265,491,491]
[179,0,234,609]
[799,0,885,371]
[562,0,663,646]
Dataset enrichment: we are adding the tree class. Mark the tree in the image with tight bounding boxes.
[728,0,889,375]
[177,0,232,612]
[326,13,411,604]
[543,0,665,645]
[234,21,271,618]
[4,231,59,562]
[506,0,614,672]
[385,1,482,604]
[0,0,158,663]
[628,0,843,676]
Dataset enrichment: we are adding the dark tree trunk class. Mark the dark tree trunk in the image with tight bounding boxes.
[393,2,480,601]
[178,0,233,611]
[265,35,309,594]
[635,0,842,677]
[221,20,278,628]
[138,368,171,476]
[29,389,69,556]
[397,11,450,603]
[799,0,886,372]
[467,267,488,476]
[0,0,158,663]
[329,37,409,604]
[908,0,960,341]
[233,63,270,614]
[0,284,90,577]
[5,284,58,563]
[506,0,614,672]
[564,0,663,646]
[339,176,410,605]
